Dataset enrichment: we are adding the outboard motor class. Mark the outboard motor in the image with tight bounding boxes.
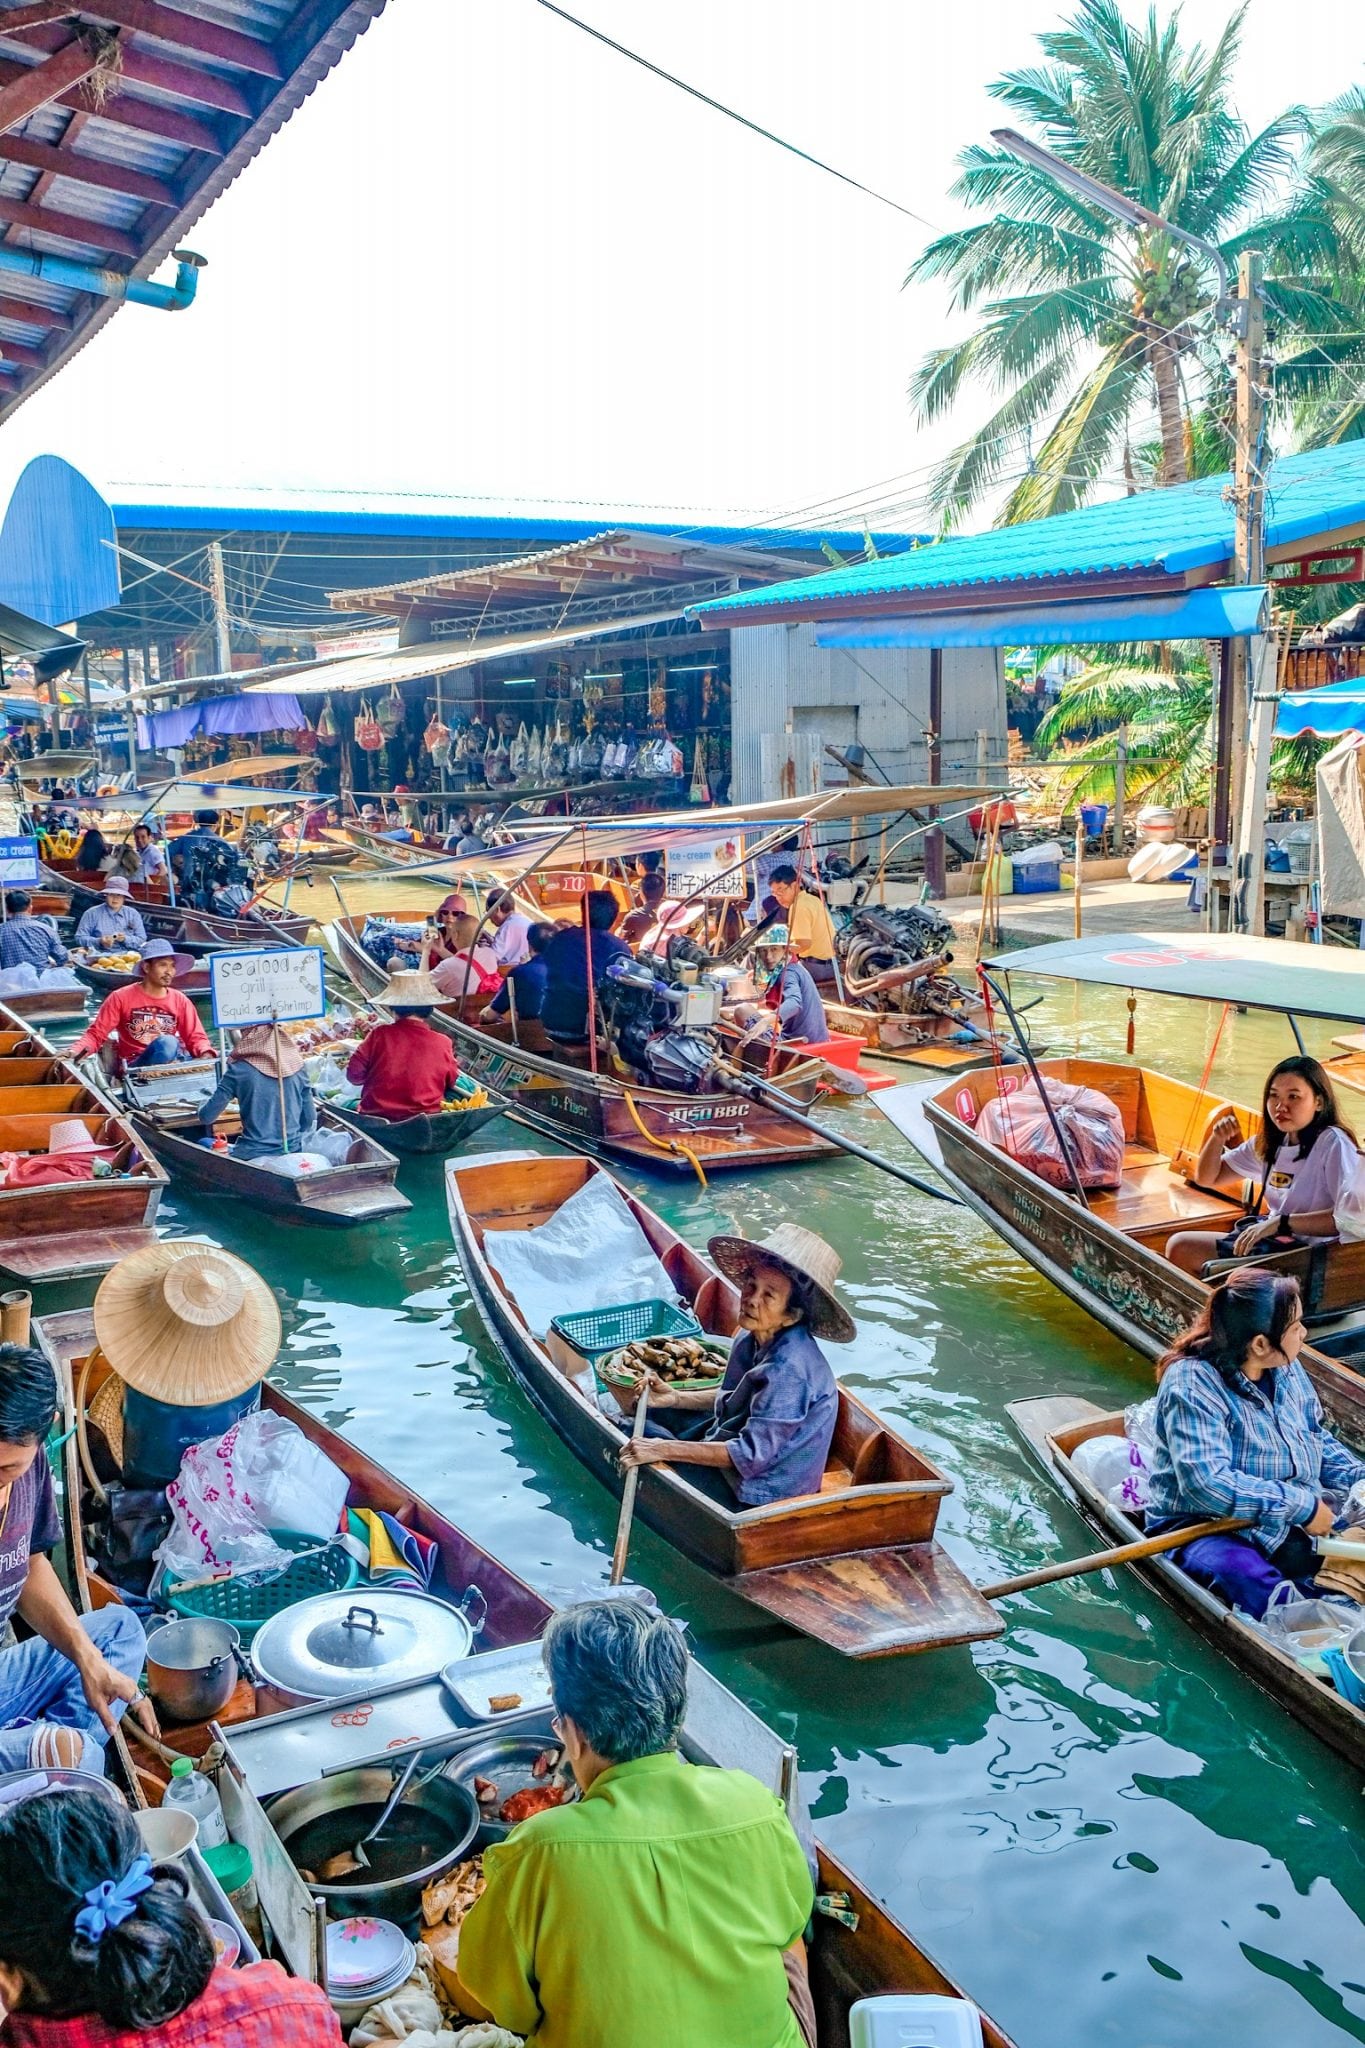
[598,957,720,1093]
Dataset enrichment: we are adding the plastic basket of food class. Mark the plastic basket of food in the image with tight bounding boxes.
[549,1296,701,1362]
[165,1532,357,1645]
[594,1331,730,1396]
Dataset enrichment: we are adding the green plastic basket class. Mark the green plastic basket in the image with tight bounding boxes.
[549,1296,702,1362]
[166,1532,358,1645]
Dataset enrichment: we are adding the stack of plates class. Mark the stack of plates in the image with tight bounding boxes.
[325,1917,416,2022]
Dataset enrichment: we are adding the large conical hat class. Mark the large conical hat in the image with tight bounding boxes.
[93,1241,280,1406]
[706,1222,855,1343]
[380,967,444,1009]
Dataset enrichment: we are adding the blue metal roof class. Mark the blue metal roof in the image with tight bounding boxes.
[693,443,1365,621]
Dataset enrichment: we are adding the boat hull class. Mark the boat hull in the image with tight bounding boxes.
[130,1107,410,1225]
[336,1103,504,1154]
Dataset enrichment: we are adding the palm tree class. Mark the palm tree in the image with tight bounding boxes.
[908,0,1357,525]
[1277,85,1365,447]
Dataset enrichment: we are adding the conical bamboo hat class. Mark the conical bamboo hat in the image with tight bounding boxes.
[93,1241,280,1406]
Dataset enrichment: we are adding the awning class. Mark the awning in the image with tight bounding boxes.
[816,585,1269,651]
[492,783,997,833]
[988,930,1365,1024]
[88,781,318,814]
[1275,678,1365,739]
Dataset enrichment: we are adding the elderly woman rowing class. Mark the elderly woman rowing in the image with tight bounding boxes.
[617,1223,850,1506]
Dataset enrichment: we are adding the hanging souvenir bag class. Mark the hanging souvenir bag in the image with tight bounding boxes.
[316,697,338,743]
[376,683,404,738]
[355,699,384,752]
[689,734,710,805]
[293,716,319,756]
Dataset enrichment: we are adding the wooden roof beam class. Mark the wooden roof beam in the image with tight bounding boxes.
[56,70,224,151]
[0,32,102,136]
[0,335,48,368]
[0,130,178,204]
[12,24,256,116]
[0,293,71,329]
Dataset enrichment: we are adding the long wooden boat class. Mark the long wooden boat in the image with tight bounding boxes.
[329,910,838,1173]
[61,870,312,952]
[824,992,1010,1074]
[447,1150,1002,1659]
[1010,1393,1365,1771]
[0,1008,166,1280]
[0,980,88,1024]
[336,1101,505,1154]
[74,951,210,997]
[43,1305,1017,2048]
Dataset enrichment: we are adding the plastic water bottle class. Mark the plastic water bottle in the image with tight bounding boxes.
[161,1756,228,1849]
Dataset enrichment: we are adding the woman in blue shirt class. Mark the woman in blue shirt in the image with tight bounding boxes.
[197,1025,318,1162]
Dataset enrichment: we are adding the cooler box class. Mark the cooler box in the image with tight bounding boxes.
[1011,858,1060,894]
[849,1994,984,2048]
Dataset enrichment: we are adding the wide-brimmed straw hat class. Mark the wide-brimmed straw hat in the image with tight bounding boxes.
[48,1119,118,1159]
[102,874,131,896]
[706,1222,855,1343]
[94,1241,280,1406]
[381,967,444,1010]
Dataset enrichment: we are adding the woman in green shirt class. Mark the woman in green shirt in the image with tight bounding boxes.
[456,1599,815,2048]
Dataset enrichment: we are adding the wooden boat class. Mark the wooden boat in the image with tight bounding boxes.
[824,993,1010,1074]
[337,1100,505,1154]
[447,1150,1003,1659]
[0,980,88,1024]
[62,872,312,952]
[1010,1394,1365,1772]
[44,1305,1017,2048]
[330,910,839,1174]
[74,951,210,997]
[0,1008,166,1280]
[127,1075,411,1226]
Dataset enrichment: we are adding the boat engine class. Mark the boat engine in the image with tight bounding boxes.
[835,903,976,1028]
[598,957,721,1093]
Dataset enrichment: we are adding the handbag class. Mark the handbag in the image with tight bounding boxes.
[1212,1160,1303,1259]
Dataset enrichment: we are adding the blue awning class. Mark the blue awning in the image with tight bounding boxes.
[1275,677,1365,739]
[815,584,1268,650]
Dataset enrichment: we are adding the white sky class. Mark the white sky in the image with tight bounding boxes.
[2,0,1360,532]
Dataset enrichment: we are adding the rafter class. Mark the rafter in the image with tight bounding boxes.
[0,294,71,329]
[11,24,256,115]
[0,335,48,368]
[0,131,178,205]
[0,33,103,137]
[0,192,139,257]
[60,2,283,81]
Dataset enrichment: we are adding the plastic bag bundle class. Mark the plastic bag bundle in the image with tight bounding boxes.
[976,1078,1125,1190]
[0,964,39,994]
[156,1410,351,1583]
[1072,1428,1150,1513]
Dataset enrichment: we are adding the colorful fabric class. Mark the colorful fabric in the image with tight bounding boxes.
[459,1749,811,2048]
[73,986,211,1068]
[0,919,66,973]
[0,1962,343,2048]
[344,1508,437,1592]
[346,1017,459,1119]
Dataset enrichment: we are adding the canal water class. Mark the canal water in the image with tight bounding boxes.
[50,968,1365,2047]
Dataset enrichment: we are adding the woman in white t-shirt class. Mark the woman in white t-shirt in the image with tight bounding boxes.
[1169,1056,1360,1277]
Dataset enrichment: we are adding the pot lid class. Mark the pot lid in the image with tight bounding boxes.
[250,1590,473,1700]
[325,1917,410,1992]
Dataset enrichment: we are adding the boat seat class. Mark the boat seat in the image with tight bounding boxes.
[1087,1148,1240,1232]
[819,1457,853,1494]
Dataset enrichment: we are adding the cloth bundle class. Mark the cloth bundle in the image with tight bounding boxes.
[348,1948,520,2048]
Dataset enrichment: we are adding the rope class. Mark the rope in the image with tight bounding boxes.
[622,1088,708,1188]
[1174,1001,1231,1165]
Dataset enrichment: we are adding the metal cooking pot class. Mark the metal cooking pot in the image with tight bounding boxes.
[145,1617,241,1723]
[266,1765,479,1922]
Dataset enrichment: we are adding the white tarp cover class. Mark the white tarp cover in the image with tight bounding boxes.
[483,1171,675,1340]
[1316,734,1365,917]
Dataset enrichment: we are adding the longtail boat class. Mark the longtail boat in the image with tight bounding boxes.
[1009,1393,1365,1771]
[49,867,313,953]
[0,1008,166,1280]
[74,951,210,998]
[329,909,839,1174]
[43,1306,1017,2048]
[446,1150,1002,1659]
[878,933,1365,1447]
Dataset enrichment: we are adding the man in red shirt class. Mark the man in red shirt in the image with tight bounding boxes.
[346,967,460,1120]
[71,941,213,1075]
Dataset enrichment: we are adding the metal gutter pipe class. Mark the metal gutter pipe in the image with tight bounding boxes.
[0,246,205,312]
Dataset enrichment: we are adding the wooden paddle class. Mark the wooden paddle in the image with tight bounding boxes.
[979,1514,1253,1601]
[610,1387,651,1586]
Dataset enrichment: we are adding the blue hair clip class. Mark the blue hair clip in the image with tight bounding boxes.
[74,1855,154,1943]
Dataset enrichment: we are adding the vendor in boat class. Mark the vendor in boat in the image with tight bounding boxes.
[728,929,828,1046]
[457,1598,815,2048]
[0,894,67,975]
[0,1345,154,1776]
[72,875,147,957]
[540,890,631,1045]
[1169,1057,1361,1277]
[430,914,501,1002]
[71,941,213,1074]
[620,870,668,946]
[767,866,838,986]
[478,919,559,1035]
[197,1025,319,1161]
[618,1223,847,1507]
[1146,1269,1365,1618]
[131,823,168,887]
[0,1786,342,2048]
[346,968,461,1121]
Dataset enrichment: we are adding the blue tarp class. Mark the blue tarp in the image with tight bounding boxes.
[816,584,1267,650]
[137,691,304,750]
[1275,678,1365,738]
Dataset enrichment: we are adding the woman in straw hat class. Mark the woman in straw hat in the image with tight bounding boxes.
[94,1241,280,1417]
[346,967,461,1122]
[196,1026,319,1162]
[618,1224,851,1507]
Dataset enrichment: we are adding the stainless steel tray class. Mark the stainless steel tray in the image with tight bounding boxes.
[438,1640,552,1725]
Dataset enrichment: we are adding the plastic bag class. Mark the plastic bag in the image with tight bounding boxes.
[0,964,38,994]
[254,1150,335,1177]
[157,1410,351,1582]
[976,1078,1125,1190]
[1071,1430,1150,1513]
[37,967,85,990]
[308,1126,356,1165]
[1258,1582,1358,1665]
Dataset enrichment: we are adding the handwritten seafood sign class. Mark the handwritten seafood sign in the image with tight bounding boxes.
[209,945,326,1028]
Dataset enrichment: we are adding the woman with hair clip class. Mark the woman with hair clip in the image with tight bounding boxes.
[1169,1055,1360,1276]
[1146,1268,1365,1618]
[0,1786,341,2047]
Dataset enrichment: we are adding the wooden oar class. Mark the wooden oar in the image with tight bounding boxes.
[610,1388,651,1586]
[979,1514,1253,1600]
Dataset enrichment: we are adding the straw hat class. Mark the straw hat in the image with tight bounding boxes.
[380,967,444,1010]
[102,874,131,896]
[93,1241,280,1406]
[706,1222,855,1344]
[48,1119,118,1158]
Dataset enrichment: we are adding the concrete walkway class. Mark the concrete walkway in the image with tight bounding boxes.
[941,875,1197,949]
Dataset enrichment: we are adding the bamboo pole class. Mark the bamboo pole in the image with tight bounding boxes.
[1074,817,1085,940]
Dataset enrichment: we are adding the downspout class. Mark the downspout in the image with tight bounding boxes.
[0,246,205,312]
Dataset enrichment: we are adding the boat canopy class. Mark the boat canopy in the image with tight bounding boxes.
[990,930,1365,1024]
[68,780,318,814]
[500,782,996,832]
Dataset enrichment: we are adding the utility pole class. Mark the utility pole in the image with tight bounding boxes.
[1228,249,1268,932]
[207,541,232,677]
[924,646,945,898]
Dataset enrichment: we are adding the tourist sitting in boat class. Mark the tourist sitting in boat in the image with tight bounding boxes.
[74,827,114,876]
[478,919,559,1034]
[620,870,668,945]
[71,941,213,1074]
[487,888,532,969]
[457,1598,815,2048]
[618,1224,848,1506]
[0,1786,342,2048]
[540,890,631,1044]
[0,1345,154,1776]
[767,866,838,986]
[131,822,167,886]
[0,894,67,975]
[197,1025,319,1161]
[346,968,460,1120]
[1169,1057,1361,1277]
[431,915,502,1001]
[73,874,147,957]
[1146,1268,1365,1619]
[728,930,828,1046]
[427,893,469,965]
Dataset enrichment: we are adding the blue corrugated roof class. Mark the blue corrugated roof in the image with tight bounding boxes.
[693,443,1365,620]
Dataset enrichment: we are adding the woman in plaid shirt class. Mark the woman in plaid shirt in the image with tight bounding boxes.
[1146,1269,1365,1618]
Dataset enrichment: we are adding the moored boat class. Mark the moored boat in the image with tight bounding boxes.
[74,950,210,997]
[0,979,88,1024]
[446,1149,1003,1659]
